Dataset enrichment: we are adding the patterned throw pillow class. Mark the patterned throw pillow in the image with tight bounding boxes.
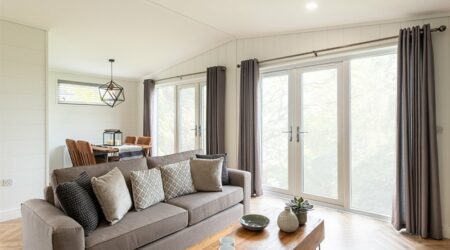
[56,172,99,236]
[160,160,196,200]
[130,169,165,211]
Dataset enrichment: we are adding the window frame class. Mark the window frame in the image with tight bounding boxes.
[57,79,106,106]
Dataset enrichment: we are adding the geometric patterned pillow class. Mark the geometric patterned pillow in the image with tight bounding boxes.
[55,172,99,236]
[130,169,165,211]
[160,160,196,200]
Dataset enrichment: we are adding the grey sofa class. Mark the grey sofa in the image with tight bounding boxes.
[21,150,251,250]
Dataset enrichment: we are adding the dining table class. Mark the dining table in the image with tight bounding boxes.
[92,144,151,162]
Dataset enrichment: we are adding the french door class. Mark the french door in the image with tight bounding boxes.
[155,81,206,156]
[261,48,397,217]
[261,63,343,205]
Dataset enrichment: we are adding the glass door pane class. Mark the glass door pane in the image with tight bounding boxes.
[350,53,396,216]
[178,85,197,152]
[156,86,176,155]
[300,67,339,200]
[261,74,290,191]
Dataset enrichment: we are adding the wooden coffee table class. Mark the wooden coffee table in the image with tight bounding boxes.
[188,214,324,250]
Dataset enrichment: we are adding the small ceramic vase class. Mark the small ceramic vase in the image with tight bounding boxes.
[277,207,299,233]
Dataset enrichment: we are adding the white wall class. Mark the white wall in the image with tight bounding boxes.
[147,15,450,237]
[0,20,47,221]
[48,71,139,173]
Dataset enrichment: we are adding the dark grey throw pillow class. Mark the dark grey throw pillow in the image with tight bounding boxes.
[73,171,103,219]
[56,172,100,236]
[196,153,229,185]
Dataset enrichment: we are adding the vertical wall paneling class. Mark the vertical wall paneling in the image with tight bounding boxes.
[0,20,47,221]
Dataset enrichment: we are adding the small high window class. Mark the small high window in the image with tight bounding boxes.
[57,80,104,105]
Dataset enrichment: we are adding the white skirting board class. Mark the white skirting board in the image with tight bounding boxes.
[0,207,21,222]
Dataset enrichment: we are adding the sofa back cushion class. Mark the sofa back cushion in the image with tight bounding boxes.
[146,149,203,169]
[51,157,147,208]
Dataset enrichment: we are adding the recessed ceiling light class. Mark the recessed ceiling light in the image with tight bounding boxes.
[305,1,318,11]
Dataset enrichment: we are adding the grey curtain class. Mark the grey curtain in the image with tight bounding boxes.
[238,59,263,197]
[392,24,442,239]
[143,79,155,137]
[206,66,226,154]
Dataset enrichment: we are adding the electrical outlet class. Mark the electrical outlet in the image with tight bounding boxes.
[1,179,13,187]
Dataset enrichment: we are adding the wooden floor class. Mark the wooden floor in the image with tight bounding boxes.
[1,196,450,250]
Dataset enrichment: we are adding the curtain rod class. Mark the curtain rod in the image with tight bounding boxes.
[236,25,447,68]
[154,66,226,82]
[154,71,206,82]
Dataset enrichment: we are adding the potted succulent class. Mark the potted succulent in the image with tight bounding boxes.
[286,196,313,226]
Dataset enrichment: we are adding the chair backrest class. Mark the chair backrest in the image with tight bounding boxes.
[136,136,151,145]
[76,140,96,166]
[124,136,137,144]
[66,139,82,167]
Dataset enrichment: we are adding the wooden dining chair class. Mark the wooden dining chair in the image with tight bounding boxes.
[66,139,82,167]
[137,136,151,145]
[136,136,152,156]
[76,140,98,166]
[124,136,137,144]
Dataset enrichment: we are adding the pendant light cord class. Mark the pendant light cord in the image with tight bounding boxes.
[109,58,115,82]
[111,60,113,81]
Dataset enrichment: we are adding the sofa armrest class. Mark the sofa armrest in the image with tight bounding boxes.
[228,168,251,214]
[21,199,85,250]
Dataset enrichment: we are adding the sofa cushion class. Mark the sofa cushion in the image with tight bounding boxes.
[130,168,165,211]
[92,168,132,225]
[166,186,243,226]
[85,203,188,250]
[196,153,229,185]
[51,157,148,208]
[160,161,196,200]
[56,172,100,235]
[190,158,223,191]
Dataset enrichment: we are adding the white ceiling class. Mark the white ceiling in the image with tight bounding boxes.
[1,0,450,80]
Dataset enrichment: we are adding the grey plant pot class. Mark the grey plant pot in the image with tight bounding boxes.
[295,211,307,225]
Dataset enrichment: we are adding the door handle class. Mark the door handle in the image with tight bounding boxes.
[296,126,308,142]
[281,126,293,142]
[191,126,198,136]
[198,125,202,137]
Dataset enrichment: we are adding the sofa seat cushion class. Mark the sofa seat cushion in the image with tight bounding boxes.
[166,186,243,226]
[85,203,188,250]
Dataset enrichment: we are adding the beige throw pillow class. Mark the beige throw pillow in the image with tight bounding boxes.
[130,169,164,211]
[190,158,224,192]
[160,160,196,200]
[91,167,132,225]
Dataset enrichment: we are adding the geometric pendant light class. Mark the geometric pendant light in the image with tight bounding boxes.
[99,59,125,107]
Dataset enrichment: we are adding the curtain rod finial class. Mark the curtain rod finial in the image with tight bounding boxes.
[237,64,241,68]
[438,25,447,32]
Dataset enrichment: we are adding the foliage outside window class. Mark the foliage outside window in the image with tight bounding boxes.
[58,80,105,105]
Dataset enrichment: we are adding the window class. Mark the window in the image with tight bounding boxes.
[156,85,176,156]
[58,80,104,105]
[350,53,397,216]
[155,81,206,156]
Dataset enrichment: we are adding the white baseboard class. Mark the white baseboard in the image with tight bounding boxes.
[0,207,21,222]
